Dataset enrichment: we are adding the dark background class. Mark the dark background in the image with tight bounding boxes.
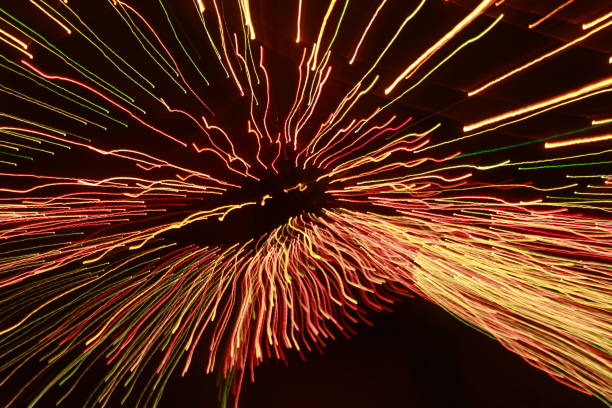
[164,297,606,408]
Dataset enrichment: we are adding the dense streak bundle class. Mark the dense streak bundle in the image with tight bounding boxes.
[0,0,610,406]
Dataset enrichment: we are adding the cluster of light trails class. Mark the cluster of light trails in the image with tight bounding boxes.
[0,1,610,407]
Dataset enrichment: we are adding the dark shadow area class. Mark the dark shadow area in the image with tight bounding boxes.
[162,298,604,408]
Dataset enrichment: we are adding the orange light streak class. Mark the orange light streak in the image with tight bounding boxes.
[348,0,386,65]
[296,0,303,43]
[464,76,612,132]
[0,28,28,49]
[258,46,273,142]
[385,0,496,94]
[286,48,308,149]
[30,0,72,35]
[0,35,33,59]
[468,19,612,96]
[212,0,245,96]
[592,117,612,125]
[528,0,573,29]
[544,133,612,149]
[294,65,333,158]
[582,11,612,30]
[247,120,267,169]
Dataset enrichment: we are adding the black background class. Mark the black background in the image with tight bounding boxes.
[163,298,605,408]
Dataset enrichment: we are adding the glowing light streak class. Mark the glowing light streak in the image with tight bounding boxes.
[592,117,612,125]
[382,13,503,107]
[21,59,188,146]
[544,134,612,149]
[29,0,71,35]
[582,10,612,30]
[384,0,496,94]
[0,27,28,49]
[212,0,245,96]
[0,33,33,59]
[296,0,302,43]
[240,0,256,40]
[348,0,386,65]
[311,0,338,70]
[468,19,612,96]
[464,76,612,132]
[258,46,273,142]
[528,0,573,29]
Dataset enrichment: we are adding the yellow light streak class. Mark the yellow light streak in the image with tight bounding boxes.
[592,117,612,125]
[30,0,72,35]
[582,10,612,30]
[468,19,612,96]
[545,133,612,149]
[311,0,338,70]
[0,35,33,59]
[385,0,496,94]
[0,28,28,49]
[241,0,256,40]
[464,77,612,132]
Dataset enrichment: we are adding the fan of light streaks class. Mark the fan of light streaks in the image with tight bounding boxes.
[0,0,610,407]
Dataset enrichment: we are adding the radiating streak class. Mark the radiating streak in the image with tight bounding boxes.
[528,0,573,29]
[240,0,256,40]
[468,19,612,96]
[592,117,612,125]
[384,0,496,94]
[464,76,612,132]
[348,0,386,65]
[0,34,33,59]
[0,28,28,49]
[420,87,612,153]
[582,10,612,30]
[545,133,612,149]
[379,13,502,111]
[296,0,302,43]
[29,0,71,35]
[311,0,338,70]
[330,0,425,135]
[20,60,188,146]
[211,0,245,96]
